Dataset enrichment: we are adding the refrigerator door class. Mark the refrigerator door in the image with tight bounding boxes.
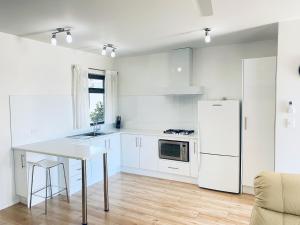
[198,100,240,157]
[198,153,240,193]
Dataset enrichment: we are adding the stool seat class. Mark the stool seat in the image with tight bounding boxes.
[35,159,61,169]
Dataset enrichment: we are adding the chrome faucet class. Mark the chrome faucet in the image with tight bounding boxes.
[92,123,101,135]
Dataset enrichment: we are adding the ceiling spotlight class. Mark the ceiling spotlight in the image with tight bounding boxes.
[111,48,116,58]
[101,46,107,56]
[51,34,57,46]
[66,31,72,43]
[50,28,73,46]
[204,28,211,43]
[101,44,117,57]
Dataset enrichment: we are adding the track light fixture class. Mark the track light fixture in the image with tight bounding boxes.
[101,46,107,56]
[101,44,117,58]
[204,28,211,43]
[111,48,116,58]
[50,28,72,46]
[51,34,57,46]
[66,31,72,43]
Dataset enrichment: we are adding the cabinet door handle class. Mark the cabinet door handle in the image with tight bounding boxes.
[194,142,196,155]
[139,137,142,147]
[109,139,111,149]
[21,154,25,168]
[168,166,179,170]
[244,117,248,130]
[135,137,138,147]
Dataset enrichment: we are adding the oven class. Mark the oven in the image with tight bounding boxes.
[158,139,189,162]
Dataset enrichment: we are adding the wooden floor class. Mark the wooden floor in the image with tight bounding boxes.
[0,173,254,225]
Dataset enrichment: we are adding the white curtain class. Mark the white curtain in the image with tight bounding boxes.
[72,65,90,129]
[105,70,118,124]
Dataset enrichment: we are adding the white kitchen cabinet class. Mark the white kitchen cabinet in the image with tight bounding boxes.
[121,134,140,168]
[14,150,27,199]
[63,133,121,195]
[108,134,121,175]
[139,136,158,171]
[121,134,158,171]
[158,159,190,176]
[242,57,276,188]
[88,137,105,185]
[157,139,198,178]
[89,133,121,182]
[89,134,121,179]
[121,133,199,180]
[60,158,90,195]
[190,140,199,178]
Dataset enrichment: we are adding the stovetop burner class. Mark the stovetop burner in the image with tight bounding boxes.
[163,129,195,135]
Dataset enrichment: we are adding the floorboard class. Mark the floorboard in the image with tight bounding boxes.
[0,173,254,225]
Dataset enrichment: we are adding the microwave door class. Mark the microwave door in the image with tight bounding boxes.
[159,140,189,162]
[160,141,181,161]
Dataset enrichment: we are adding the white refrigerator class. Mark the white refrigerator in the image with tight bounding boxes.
[198,100,240,193]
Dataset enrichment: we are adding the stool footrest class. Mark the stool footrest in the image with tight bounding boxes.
[32,185,67,199]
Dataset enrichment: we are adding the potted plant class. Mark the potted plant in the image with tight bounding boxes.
[90,101,104,134]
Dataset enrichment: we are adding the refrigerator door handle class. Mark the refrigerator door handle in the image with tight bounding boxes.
[197,143,201,168]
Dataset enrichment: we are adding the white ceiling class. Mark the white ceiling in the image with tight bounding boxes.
[0,0,298,56]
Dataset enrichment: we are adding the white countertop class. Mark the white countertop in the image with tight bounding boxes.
[115,128,198,140]
[13,128,197,160]
[119,129,197,139]
[13,137,107,160]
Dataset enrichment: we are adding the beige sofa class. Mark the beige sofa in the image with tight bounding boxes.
[250,172,300,225]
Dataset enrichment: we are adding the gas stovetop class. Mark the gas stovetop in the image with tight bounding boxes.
[163,129,195,136]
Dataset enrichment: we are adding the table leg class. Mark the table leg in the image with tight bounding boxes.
[81,160,88,225]
[103,153,109,212]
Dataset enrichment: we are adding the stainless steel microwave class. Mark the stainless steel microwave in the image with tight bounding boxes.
[158,139,189,162]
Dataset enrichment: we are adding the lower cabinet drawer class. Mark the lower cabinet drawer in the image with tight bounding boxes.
[158,159,190,176]
[69,176,82,194]
[69,166,81,177]
[69,159,81,167]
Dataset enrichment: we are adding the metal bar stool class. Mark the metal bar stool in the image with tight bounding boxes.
[29,159,69,214]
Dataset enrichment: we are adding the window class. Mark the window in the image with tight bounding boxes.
[88,73,105,125]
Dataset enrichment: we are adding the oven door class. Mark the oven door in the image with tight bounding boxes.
[159,140,189,162]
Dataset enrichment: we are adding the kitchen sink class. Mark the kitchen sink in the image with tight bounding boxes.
[80,132,113,137]
[68,131,114,139]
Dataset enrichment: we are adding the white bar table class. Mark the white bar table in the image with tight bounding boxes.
[13,137,109,225]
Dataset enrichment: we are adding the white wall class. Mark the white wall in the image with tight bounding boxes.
[0,32,113,210]
[275,19,300,173]
[115,40,277,130]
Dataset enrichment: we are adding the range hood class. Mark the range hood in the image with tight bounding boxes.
[162,48,204,95]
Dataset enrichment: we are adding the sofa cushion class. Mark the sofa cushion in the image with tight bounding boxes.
[254,172,283,212]
[281,174,300,215]
[250,206,300,225]
[254,171,300,216]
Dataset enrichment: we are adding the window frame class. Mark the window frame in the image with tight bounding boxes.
[88,73,105,126]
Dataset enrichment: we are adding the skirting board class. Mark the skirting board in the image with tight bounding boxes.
[0,199,20,211]
[122,167,254,196]
[121,167,198,184]
[242,185,254,195]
